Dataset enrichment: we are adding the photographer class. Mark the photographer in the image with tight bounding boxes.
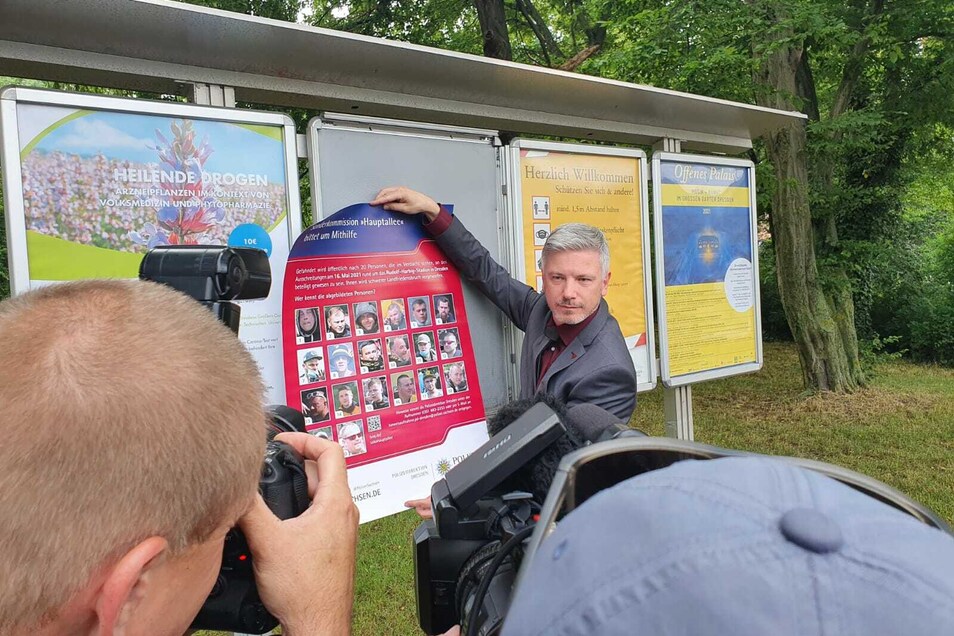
[0,280,358,635]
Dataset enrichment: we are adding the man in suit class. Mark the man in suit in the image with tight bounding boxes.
[372,186,637,421]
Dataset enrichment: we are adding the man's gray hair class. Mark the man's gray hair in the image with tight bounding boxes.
[542,223,610,276]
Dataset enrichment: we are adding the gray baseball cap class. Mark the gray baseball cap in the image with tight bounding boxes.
[355,302,377,318]
[330,348,351,361]
[339,422,362,438]
[503,456,954,636]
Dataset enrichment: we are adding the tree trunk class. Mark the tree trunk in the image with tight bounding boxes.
[515,0,562,65]
[751,8,864,392]
[473,0,512,60]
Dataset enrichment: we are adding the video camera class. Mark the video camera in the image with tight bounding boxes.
[140,245,310,634]
[414,402,566,636]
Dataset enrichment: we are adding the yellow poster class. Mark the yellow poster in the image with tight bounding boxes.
[657,158,759,379]
[517,145,653,386]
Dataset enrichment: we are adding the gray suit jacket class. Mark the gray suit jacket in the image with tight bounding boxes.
[434,216,637,421]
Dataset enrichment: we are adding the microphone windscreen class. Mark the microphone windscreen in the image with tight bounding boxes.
[486,397,587,503]
[564,403,626,443]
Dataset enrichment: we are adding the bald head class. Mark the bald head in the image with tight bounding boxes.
[0,280,266,632]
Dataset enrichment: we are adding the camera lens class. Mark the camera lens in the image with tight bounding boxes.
[224,255,247,297]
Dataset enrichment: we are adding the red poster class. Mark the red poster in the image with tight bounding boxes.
[282,203,487,521]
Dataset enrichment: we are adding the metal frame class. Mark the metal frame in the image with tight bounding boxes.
[651,151,763,388]
[0,86,302,293]
[507,139,657,392]
[306,113,498,222]
[305,112,518,404]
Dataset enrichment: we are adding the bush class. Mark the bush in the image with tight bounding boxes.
[864,212,954,365]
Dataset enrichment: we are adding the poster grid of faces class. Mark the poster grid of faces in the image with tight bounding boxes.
[295,293,469,458]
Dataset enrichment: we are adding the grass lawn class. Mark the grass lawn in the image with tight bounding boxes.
[349,342,954,636]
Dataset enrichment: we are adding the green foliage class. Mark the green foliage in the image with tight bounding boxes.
[936,222,954,288]
[309,0,484,55]
[177,0,304,21]
[856,207,954,365]
[904,288,954,365]
[590,0,757,102]
[846,133,954,365]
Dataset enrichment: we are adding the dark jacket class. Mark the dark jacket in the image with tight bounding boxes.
[434,216,637,420]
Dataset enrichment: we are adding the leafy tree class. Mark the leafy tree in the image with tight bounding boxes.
[177,0,304,20]
[581,0,954,390]
[309,1,608,70]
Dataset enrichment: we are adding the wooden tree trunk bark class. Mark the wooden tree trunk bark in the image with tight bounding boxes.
[752,20,864,392]
[473,0,512,60]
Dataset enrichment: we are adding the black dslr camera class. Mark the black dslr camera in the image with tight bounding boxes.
[414,403,566,636]
[140,245,310,634]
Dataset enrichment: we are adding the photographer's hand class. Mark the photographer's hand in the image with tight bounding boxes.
[240,432,359,635]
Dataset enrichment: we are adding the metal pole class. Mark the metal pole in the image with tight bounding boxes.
[652,137,694,441]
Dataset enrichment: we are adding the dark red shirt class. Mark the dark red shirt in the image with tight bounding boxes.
[537,312,597,387]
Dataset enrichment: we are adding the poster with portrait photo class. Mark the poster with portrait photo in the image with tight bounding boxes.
[362,376,390,411]
[380,298,407,332]
[324,304,352,339]
[356,338,385,374]
[418,366,444,400]
[295,307,322,343]
[327,343,356,379]
[332,381,361,418]
[353,301,380,335]
[433,293,456,325]
[282,202,488,522]
[390,371,418,406]
[386,334,413,369]
[309,425,333,441]
[408,296,432,328]
[443,361,469,394]
[414,331,438,363]
[438,328,462,359]
[297,346,326,385]
[301,387,331,425]
[337,420,367,458]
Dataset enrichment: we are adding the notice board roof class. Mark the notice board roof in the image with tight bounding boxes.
[0,0,804,153]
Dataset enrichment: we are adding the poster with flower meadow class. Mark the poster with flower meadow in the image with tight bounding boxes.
[0,88,302,402]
